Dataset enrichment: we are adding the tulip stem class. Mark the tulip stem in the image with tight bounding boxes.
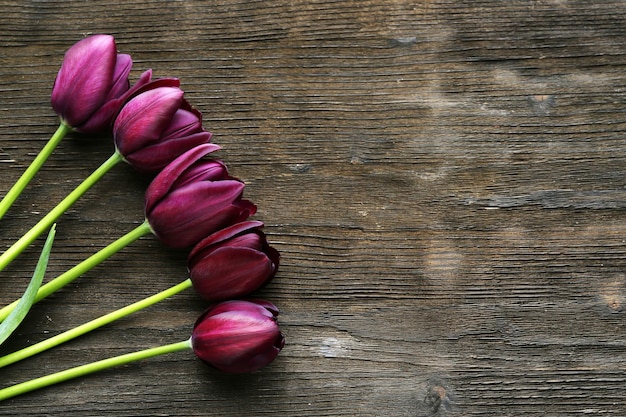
[0,220,153,322]
[0,151,123,273]
[0,278,192,368]
[0,338,192,401]
[0,122,72,221]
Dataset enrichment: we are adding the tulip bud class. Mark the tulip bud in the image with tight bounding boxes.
[51,34,134,133]
[188,221,279,301]
[145,144,257,249]
[191,299,285,373]
[113,85,213,173]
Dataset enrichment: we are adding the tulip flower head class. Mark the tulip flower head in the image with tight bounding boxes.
[113,86,213,173]
[188,221,279,301]
[51,34,135,133]
[191,299,285,373]
[145,144,257,249]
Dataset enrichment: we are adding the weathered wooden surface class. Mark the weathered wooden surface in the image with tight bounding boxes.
[1,0,626,415]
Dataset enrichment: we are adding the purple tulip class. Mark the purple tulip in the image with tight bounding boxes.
[191,299,285,373]
[145,144,257,249]
[188,221,280,301]
[113,86,213,173]
[51,34,138,133]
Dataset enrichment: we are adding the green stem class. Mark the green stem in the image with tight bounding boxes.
[0,278,192,368]
[0,339,192,401]
[0,151,123,273]
[0,220,153,322]
[0,122,72,221]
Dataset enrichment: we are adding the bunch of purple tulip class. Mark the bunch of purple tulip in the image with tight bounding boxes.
[0,34,285,400]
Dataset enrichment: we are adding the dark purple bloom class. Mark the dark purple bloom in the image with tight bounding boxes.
[188,221,279,301]
[113,85,212,173]
[191,299,285,373]
[145,144,257,249]
[51,34,135,133]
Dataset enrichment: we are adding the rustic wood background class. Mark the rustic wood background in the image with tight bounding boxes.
[1,0,626,415]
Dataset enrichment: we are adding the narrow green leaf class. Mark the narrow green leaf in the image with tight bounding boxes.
[0,224,56,346]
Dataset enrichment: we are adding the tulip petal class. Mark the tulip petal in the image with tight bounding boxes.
[188,221,265,261]
[161,109,203,139]
[196,325,282,373]
[190,246,276,301]
[144,143,221,214]
[203,300,279,318]
[147,180,253,248]
[174,160,229,188]
[72,53,133,132]
[124,131,213,173]
[106,54,133,100]
[114,87,184,155]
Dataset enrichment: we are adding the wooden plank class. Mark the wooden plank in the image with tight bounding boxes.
[1,0,626,415]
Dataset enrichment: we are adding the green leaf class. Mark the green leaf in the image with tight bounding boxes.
[0,224,56,346]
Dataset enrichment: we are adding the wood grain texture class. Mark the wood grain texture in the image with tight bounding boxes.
[1,0,626,415]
